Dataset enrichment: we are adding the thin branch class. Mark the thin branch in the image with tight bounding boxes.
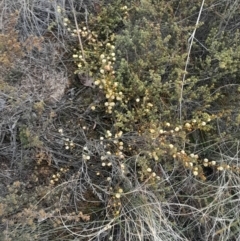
[179,0,205,123]
[70,0,86,63]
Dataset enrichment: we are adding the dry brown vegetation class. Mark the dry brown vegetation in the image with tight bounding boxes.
[0,0,240,240]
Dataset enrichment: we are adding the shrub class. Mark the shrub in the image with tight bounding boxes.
[1,0,240,240]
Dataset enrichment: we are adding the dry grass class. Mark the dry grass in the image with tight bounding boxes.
[1,0,240,240]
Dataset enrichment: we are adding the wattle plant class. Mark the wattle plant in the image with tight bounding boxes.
[1,0,240,240]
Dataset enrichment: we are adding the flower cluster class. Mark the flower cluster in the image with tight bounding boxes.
[94,45,124,114]
[107,190,122,218]
[58,128,75,150]
[82,145,91,161]
[50,167,69,185]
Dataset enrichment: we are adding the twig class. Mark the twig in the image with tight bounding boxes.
[70,0,86,63]
[179,0,205,123]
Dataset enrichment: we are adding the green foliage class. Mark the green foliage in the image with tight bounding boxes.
[1,0,240,240]
[19,126,42,148]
